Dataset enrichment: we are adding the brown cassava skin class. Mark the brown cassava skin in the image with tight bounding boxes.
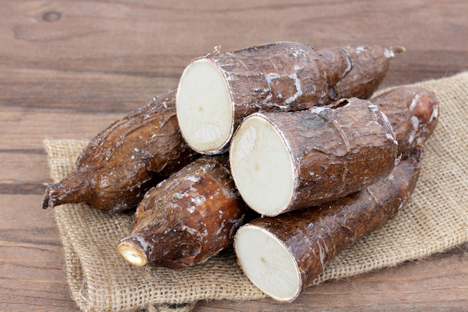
[42,89,198,212]
[236,98,398,215]
[236,149,423,302]
[120,157,246,268]
[330,46,403,100]
[371,87,439,156]
[187,42,402,153]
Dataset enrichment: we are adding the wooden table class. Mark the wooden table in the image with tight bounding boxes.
[1,1,467,311]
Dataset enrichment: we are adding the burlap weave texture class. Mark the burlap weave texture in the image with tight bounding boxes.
[44,72,468,311]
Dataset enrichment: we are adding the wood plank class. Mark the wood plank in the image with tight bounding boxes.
[0,195,78,311]
[0,0,467,112]
[0,109,119,150]
[0,152,49,185]
[0,65,173,113]
[1,51,466,114]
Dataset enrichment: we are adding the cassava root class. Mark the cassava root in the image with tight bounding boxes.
[230,97,398,216]
[230,87,438,216]
[43,89,197,212]
[118,157,246,268]
[234,148,423,302]
[177,42,403,154]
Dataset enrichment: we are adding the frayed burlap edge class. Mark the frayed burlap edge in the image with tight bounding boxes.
[44,72,468,311]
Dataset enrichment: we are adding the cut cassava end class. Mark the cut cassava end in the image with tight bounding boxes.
[117,240,148,266]
[235,149,423,302]
[176,59,233,153]
[230,114,295,215]
[177,42,403,154]
[230,98,398,216]
[234,225,301,301]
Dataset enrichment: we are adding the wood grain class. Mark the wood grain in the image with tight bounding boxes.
[0,195,78,311]
[1,0,467,311]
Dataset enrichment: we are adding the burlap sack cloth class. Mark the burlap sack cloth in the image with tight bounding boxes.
[44,72,468,312]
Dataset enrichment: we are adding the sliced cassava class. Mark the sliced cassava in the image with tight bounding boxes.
[372,87,439,156]
[230,98,398,216]
[43,89,198,212]
[234,148,423,302]
[118,157,246,268]
[176,42,403,154]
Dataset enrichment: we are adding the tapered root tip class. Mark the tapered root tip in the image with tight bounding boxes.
[42,193,50,209]
[42,187,55,209]
[41,174,90,210]
[118,241,148,266]
[385,46,405,58]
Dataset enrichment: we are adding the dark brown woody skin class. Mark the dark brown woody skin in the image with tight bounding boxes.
[331,46,404,100]
[193,42,402,152]
[121,157,246,268]
[42,43,404,209]
[206,42,402,119]
[372,87,439,156]
[249,98,398,215]
[121,87,437,268]
[237,148,423,302]
[42,89,198,212]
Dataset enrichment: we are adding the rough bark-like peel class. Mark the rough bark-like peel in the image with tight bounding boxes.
[234,148,423,302]
[230,98,399,216]
[119,157,246,268]
[177,42,403,154]
[371,87,439,156]
[43,89,197,212]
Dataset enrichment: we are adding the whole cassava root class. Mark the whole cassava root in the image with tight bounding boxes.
[118,157,246,268]
[230,97,398,216]
[176,42,404,154]
[43,89,197,212]
[234,148,423,302]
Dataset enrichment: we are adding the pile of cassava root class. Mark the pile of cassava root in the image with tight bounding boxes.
[42,42,439,302]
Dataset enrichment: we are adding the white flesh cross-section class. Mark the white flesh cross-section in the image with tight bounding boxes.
[118,241,148,266]
[230,115,295,216]
[176,59,233,153]
[235,225,301,301]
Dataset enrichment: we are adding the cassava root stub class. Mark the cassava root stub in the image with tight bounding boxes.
[176,42,403,154]
[371,87,439,156]
[230,97,398,216]
[118,157,246,268]
[234,148,423,302]
[43,89,197,212]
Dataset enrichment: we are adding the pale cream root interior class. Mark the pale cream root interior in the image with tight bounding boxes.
[230,115,295,216]
[235,225,301,301]
[176,59,233,153]
[118,241,148,266]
